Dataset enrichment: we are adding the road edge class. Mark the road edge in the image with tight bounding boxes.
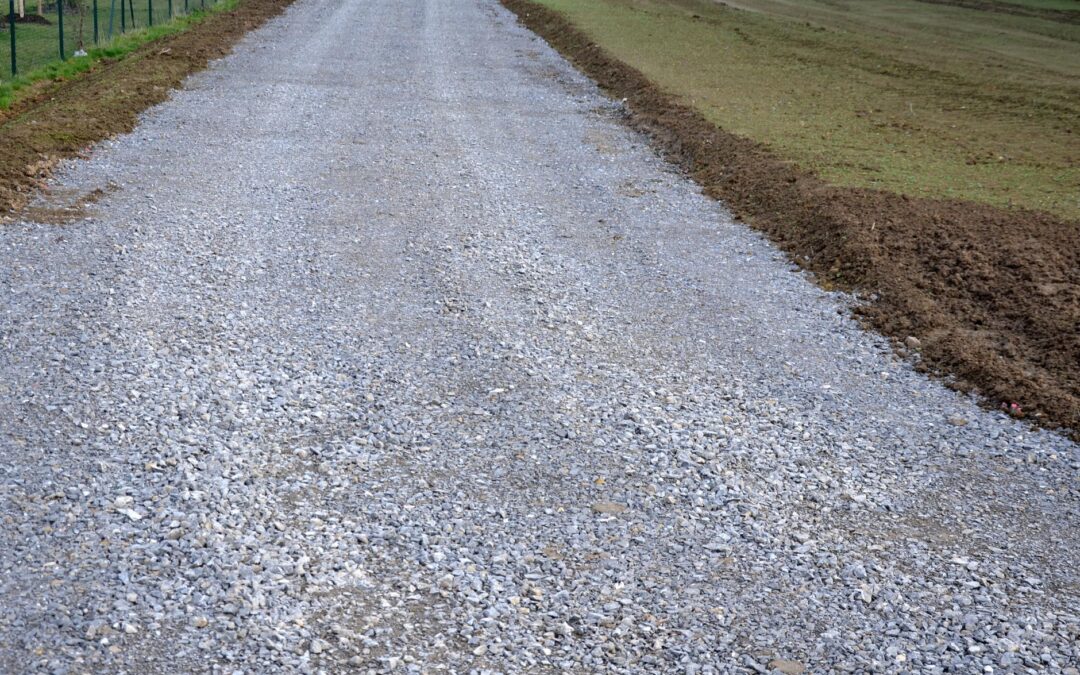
[499,0,1080,440]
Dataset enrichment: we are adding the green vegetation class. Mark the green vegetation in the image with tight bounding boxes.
[0,0,233,108]
[534,0,1080,219]
[3,0,183,77]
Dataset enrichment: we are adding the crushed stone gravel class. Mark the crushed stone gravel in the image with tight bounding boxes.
[1,0,1077,672]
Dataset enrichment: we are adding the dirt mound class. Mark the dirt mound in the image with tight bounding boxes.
[502,0,1080,438]
[0,0,296,212]
[1,14,53,26]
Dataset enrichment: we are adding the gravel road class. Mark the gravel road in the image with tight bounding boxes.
[1,0,1078,672]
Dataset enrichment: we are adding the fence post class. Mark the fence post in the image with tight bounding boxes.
[128,0,133,29]
[58,0,65,60]
[93,0,99,44]
[167,0,171,19]
[147,0,152,26]
[7,0,15,76]
[120,0,125,32]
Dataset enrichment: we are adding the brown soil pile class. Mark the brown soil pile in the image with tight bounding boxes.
[1,14,54,26]
[0,0,296,212]
[502,0,1080,438]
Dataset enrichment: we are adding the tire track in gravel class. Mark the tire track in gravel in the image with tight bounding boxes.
[0,0,1077,673]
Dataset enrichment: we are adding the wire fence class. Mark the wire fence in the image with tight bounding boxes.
[2,0,217,80]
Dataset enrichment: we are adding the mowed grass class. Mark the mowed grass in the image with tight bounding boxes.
[534,0,1080,220]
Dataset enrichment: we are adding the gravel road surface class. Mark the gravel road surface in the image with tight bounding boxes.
[1,0,1078,672]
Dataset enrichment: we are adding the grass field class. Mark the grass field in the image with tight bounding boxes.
[533,0,1080,220]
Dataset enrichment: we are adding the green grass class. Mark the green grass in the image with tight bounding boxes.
[3,0,177,76]
[535,0,1080,220]
[0,0,233,108]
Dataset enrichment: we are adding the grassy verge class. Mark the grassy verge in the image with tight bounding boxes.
[1,0,237,109]
[532,0,1079,220]
[1,0,171,80]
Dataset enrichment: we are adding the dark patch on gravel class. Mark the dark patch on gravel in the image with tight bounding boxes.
[18,183,117,224]
[0,0,296,215]
[501,0,1080,439]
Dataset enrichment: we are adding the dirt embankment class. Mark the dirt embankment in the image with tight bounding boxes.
[0,0,296,213]
[502,0,1080,438]
[915,0,1080,25]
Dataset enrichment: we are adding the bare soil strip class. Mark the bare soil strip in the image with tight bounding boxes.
[502,0,1080,438]
[0,0,296,215]
[914,0,1080,24]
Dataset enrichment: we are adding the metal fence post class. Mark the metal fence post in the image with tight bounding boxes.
[93,0,99,44]
[148,0,152,26]
[7,0,15,76]
[120,0,125,32]
[58,0,65,60]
